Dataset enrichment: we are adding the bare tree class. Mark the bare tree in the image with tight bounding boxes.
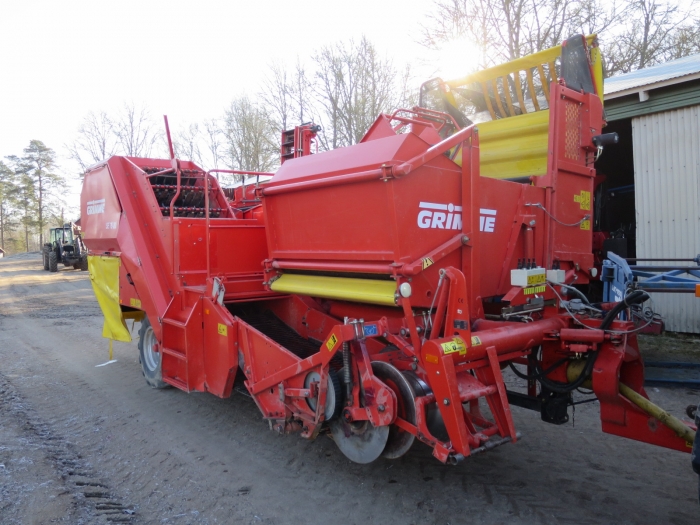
[222,96,278,176]
[66,111,117,173]
[261,58,315,146]
[173,123,204,165]
[422,0,700,77]
[312,37,409,149]
[114,102,161,157]
[262,61,295,133]
[605,0,700,75]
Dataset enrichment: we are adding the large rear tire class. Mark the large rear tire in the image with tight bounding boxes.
[42,248,49,271]
[138,317,169,389]
[48,251,58,273]
[80,257,88,271]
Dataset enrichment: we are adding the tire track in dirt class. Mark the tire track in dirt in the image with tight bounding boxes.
[0,373,135,523]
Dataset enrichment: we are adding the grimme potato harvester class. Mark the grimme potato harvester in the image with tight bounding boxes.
[81,36,699,473]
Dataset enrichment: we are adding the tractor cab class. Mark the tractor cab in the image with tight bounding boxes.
[43,222,88,272]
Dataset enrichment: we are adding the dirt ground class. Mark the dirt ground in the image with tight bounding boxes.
[0,254,698,525]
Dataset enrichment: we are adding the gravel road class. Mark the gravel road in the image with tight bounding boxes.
[0,254,698,524]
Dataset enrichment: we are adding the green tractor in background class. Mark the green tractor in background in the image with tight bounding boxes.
[43,222,88,272]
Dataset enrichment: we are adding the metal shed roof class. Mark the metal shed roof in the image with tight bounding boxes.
[605,53,700,99]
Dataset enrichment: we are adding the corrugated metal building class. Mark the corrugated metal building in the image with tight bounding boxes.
[601,55,700,333]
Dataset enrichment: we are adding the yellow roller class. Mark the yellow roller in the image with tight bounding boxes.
[270,274,398,306]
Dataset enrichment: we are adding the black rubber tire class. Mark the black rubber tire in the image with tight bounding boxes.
[138,317,169,389]
[48,251,58,272]
[80,257,88,271]
[42,249,49,271]
[73,263,80,270]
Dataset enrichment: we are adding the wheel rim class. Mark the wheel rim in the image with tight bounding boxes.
[142,326,160,372]
[304,371,338,420]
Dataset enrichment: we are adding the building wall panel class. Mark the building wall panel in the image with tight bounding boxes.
[632,105,700,333]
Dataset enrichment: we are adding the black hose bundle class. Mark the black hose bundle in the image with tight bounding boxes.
[512,290,650,394]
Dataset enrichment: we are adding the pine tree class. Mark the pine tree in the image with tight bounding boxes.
[7,140,63,248]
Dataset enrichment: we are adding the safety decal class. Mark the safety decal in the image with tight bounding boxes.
[326,333,338,352]
[574,190,591,211]
[441,338,467,355]
[580,219,591,230]
[524,285,546,295]
[471,336,482,346]
[218,323,227,336]
[130,298,141,308]
[425,354,439,364]
[527,273,546,285]
[363,324,378,337]
[422,257,434,270]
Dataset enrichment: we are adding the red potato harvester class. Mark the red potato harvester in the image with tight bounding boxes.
[81,36,698,475]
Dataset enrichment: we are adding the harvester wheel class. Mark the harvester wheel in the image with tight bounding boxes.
[42,249,49,271]
[304,369,343,421]
[80,257,88,271]
[48,251,58,272]
[138,317,169,389]
[329,366,390,464]
[372,361,417,459]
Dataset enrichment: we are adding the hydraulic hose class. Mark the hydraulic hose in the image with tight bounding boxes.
[534,290,650,394]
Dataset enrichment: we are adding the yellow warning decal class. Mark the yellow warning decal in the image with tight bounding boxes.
[471,336,482,346]
[573,190,591,211]
[524,285,546,295]
[441,337,467,356]
[527,273,545,285]
[580,219,591,230]
[425,354,439,364]
[422,257,434,270]
[218,323,227,336]
[326,333,338,352]
[129,298,141,308]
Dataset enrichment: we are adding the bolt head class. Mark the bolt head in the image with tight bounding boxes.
[443,398,450,406]
[378,404,385,412]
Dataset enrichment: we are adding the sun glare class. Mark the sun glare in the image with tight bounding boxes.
[435,36,483,81]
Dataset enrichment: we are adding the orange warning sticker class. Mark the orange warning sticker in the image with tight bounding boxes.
[425,354,439,364]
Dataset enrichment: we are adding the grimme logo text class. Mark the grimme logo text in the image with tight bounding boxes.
[86,199,105,215]
[417,202,497,232]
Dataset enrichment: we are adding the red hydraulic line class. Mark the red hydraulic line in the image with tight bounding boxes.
[393,125,474,176]
[462,316,568,363]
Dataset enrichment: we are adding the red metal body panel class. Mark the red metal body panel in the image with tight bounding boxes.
[80,45,694,468]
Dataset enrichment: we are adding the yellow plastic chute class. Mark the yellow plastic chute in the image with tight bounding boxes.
[88,255,132,343]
